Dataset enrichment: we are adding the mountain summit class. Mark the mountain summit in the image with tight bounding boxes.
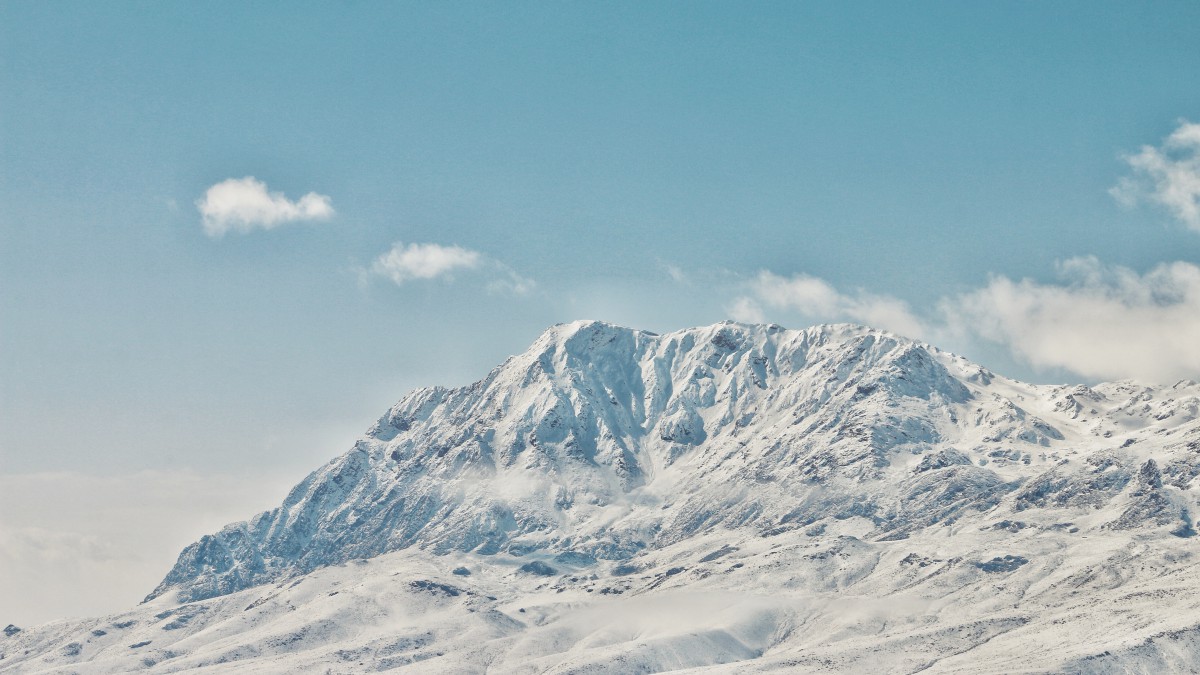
[151,321,1196,598]
[148,321,984,602]
[8,321,1200,673]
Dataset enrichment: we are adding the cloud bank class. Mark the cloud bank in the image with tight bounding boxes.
[1111,120,1200,230]
[197,176,334,237]
[945,257,1200,383]
[369,242,535,296]
[730,257,1200,383]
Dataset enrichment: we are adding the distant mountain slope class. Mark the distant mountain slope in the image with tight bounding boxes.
[6,321,1200,673]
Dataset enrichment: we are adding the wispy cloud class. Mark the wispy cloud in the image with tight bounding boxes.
[368,242,535,296]
[729,257,1200,383]
[197,176,334,237]
[730,271,926,339]
[660,261,689,285]
[1111,120,1200,231]
[486,266,538,296]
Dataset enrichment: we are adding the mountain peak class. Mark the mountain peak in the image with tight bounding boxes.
[18,321,1200,673]
[144,321,1196,608]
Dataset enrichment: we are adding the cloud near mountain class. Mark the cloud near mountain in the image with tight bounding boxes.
[731,256,1200,382]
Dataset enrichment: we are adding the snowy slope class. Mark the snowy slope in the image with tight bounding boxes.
[5,321,1200,673]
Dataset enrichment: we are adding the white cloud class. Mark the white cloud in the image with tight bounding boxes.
[943,256,1200,382]
[368,242,535,295]
[197,176,334,237]
[752,272,841,315]
[730,258,1200,383]
[371,241,482,284]
[735,271,927,339]
[1111,120,1200,231]
[727,296,765,324]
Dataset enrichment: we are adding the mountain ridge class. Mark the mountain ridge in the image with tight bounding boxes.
[145,320,1198,604]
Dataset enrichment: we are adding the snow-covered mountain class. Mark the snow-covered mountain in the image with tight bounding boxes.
[5,321,1200,673]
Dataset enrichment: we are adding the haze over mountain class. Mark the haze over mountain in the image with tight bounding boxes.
[5,321,1200,673]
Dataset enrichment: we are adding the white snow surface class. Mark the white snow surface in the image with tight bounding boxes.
[5,321,1200,673]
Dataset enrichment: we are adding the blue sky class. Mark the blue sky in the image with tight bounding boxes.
[3,2,1200,623]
